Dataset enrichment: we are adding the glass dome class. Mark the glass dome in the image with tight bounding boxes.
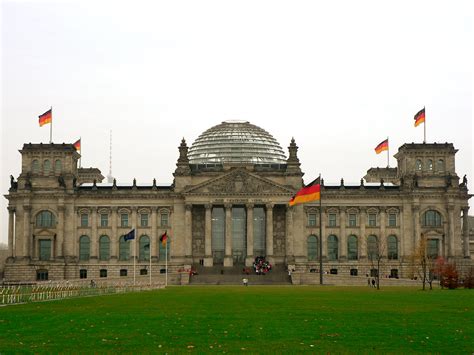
[188,120,287,164]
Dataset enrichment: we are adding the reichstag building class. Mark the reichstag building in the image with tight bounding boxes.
[3,121,472,283]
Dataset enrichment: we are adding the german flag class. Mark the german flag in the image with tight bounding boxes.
[374,139,388,154]
[289,177,320,206]
[414,107,425,127]
[73,138,81,151]
[38,108,52,126]
[160,231,168,246]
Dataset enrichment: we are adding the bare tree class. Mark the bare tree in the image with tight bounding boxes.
[365,235,387,290]
[411,235,438,290]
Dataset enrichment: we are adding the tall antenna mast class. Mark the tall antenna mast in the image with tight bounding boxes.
[107,130,114,183]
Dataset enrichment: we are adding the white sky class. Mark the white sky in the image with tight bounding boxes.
[1,0,472,243]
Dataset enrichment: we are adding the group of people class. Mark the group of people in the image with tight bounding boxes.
[253,256,272,275]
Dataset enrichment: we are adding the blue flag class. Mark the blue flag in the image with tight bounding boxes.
[123,229,135,241]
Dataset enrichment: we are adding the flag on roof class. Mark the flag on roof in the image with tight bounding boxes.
[289,177,321,206]
[73,138,81,151]
[414,107,425,127]
[375,139,388,154]
[38,108,52,127]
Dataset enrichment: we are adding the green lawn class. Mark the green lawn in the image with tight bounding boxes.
[0,286,472,353]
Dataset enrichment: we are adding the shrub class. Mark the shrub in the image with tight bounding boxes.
[440,263,459,289]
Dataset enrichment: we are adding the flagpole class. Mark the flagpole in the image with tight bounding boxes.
[149,241,152,286]
[79,136,82,168]
[319,174,323,285]
[49,106,53,143]
[133,228,136,286]
[165,234,168,287]
[386,136,390,168]
[423,106,426,143]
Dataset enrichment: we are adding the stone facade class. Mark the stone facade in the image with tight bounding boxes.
[3,127,472,283]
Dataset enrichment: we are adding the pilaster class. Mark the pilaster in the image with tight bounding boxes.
[204,204,213,266]
[224,204,233,267]
[245,204,254,266]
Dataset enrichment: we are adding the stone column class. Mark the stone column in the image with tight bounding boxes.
[413,206,421,253]
[91,207,98,260]
[462,207,470,258]
[399,207,405,260]
[285,206,294,263]
[339,207,347,260]
[266,203,274,261]
[8,207,15,257]
[111,207,118,260]
[379,208,386,258]
[64,204,75,260]
[23,205,31,259]
[204,204,213,266]
[320,207,326,260]
[245,204,254,266]
[56,205,65,259]
[151,207,158,261]
[448,205,455,258]
[224,204,233,267]
[359,208,366,259]
[132,207,138,261]
[185,204,193,260]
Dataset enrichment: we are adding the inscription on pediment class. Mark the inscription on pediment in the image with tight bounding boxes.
[189,171,290,195]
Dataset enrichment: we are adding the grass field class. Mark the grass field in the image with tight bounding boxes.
[0,286,472,353]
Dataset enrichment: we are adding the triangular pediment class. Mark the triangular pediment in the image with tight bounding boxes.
[184,169,294,195]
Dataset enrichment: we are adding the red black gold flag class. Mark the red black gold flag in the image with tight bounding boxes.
[38,108,52,126]
[73,139,81,151]
[289,177,321,206]
[160,231,168,246]
[375,139,389,154]
[414,107,425,127]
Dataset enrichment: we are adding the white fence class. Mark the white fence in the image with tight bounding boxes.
[0,281,165,305]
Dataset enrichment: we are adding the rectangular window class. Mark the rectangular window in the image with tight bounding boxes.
[328,213,337,227]
[39,240,51,261]
[348,214,357,227]
[79,269,87,279]
[100,214,108,227]
[368,213,377,227]
[140,213,149,227]
[120,269,128,277]
[160,213,169,227]
[427,239,439,259]
[388,213,397,227]
[121,214,129,227]
[100,269,107,278]
[81,214,89,227]
[308,213,317,227]
[140,269,148,275]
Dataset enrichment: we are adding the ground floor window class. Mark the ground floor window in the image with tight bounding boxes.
[80,269,87,279]
[140,269,148,275]
[160,268,167,274]
[36,269,48,281]
[330,268,338,275]
[350,269,358,276]
[370,268,378,277]
[100,269,107,278]
[120,269,128,277]
[390,269,399,278]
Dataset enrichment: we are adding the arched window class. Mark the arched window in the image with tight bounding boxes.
[367,235,379,260]
[36,210,55,228]
[139,235,150,261]
[347,235,358,260]
[99,235,110,261]
[416,159,422,171]
[427,159,433,171]
[54,159,62,173]
[79,235,90,261]
[436,159,445,172]
[158,237,170,261]
[307,235,318,261]
[43,159,51,174]
[32,159,40,173]
[423,210,442,227]
[327,235,338,261]
[119,235,131,261]
[387,235,398,260]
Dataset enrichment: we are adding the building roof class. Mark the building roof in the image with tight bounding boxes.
[188,120,287,164]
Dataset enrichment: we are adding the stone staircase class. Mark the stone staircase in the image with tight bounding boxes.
[188,264,291,285]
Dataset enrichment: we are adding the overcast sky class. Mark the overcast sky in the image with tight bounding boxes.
[1,0,472,243]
